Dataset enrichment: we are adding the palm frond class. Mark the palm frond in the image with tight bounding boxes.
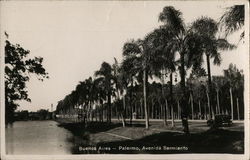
[219,5,244,36]
[184,32,204,68]
[159,6,185,34]
[239,31,244,41]
[216,39,236,50]
[190,16,218,38]
[94,61,112,78]
[213,52,222,66]
[122,39,141,56]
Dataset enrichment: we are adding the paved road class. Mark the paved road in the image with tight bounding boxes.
[111,118,244,133]
[92,119,244,144]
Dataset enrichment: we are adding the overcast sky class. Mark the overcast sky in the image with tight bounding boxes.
[1,1,247,111]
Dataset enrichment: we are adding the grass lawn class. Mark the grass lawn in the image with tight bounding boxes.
[56,120,244,154]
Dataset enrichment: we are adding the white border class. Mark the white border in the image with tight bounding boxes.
[0,0,249,160]
[0,1,6,159]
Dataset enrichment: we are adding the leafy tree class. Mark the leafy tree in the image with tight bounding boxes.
[5,39,48,124]
[37,109,50,120]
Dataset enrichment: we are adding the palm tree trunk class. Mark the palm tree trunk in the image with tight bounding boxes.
[143,69,149,129]
[165,99,168,125]
[122,95,126,127]
[140,100,142,119]
[206,90,211,119]
[206,55,214,119]
[216,89,220,114]
[95,109,98,122]
[115,104,118,119]
[107,93,112,123]
[140,98,143,119]
[204,101,207,120]
[101,103,104,122]
[151,98,154,119]
[116,87,126,127]
[161,69,167,126]
[198,100,201,120]
[130,102,133,125]
[177,100,180,120]
[190,92,194,120]
[171,104,175,127]
[90,101,93,122]
[230,87,234,120]
[134,102,137,119]
[129,80,133,125]
[170,73,175,127]
[180,52,189,134]
[237,97,240,120]
[158,99,162,120]
[163,100,167,126]
[99,99,102,122]
[158,100,161,119]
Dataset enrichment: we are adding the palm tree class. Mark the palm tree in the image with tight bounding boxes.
[158,6,204,134]
[224,63,244,120]
[112,58,127,127]
[93,77,106,122]
[122,39,151,129]
[188,67,207,119]
[76,81,89,122]
[86,77,97,122]
[74,81,88,124]
[220,5,245,40]
[95,62,114,123]
[70,90,80,122]
[212,76,227,115]
[190,16,236,119]
[147,27,177,127]
[148,82,163,119]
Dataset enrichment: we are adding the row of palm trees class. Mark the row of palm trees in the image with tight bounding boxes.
[56,5,244,134]
[55,63,244,123]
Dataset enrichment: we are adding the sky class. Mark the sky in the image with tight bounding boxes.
[0,1,247,112]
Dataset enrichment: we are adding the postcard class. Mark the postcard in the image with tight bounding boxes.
[0,0,249,159]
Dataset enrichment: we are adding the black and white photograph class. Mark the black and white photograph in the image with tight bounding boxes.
[0,0,249,159]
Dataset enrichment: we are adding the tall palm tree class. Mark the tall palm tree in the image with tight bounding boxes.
[93,77,106,122]
[112,58,127,127]
[76,81,89,122]
[219,5,245,40]
[190,16,236,119]
[158,6,204,134]
[85,77,96,122]
[122,39,151,129]
[95,62,114,123]
[224,63,244,120]
[212,76,227,115]
[189,67,208,119]
[147,27,177,127]
[70,90,80,122]
[148,82,163,119]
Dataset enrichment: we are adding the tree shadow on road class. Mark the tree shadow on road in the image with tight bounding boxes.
[95,129,244,154]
